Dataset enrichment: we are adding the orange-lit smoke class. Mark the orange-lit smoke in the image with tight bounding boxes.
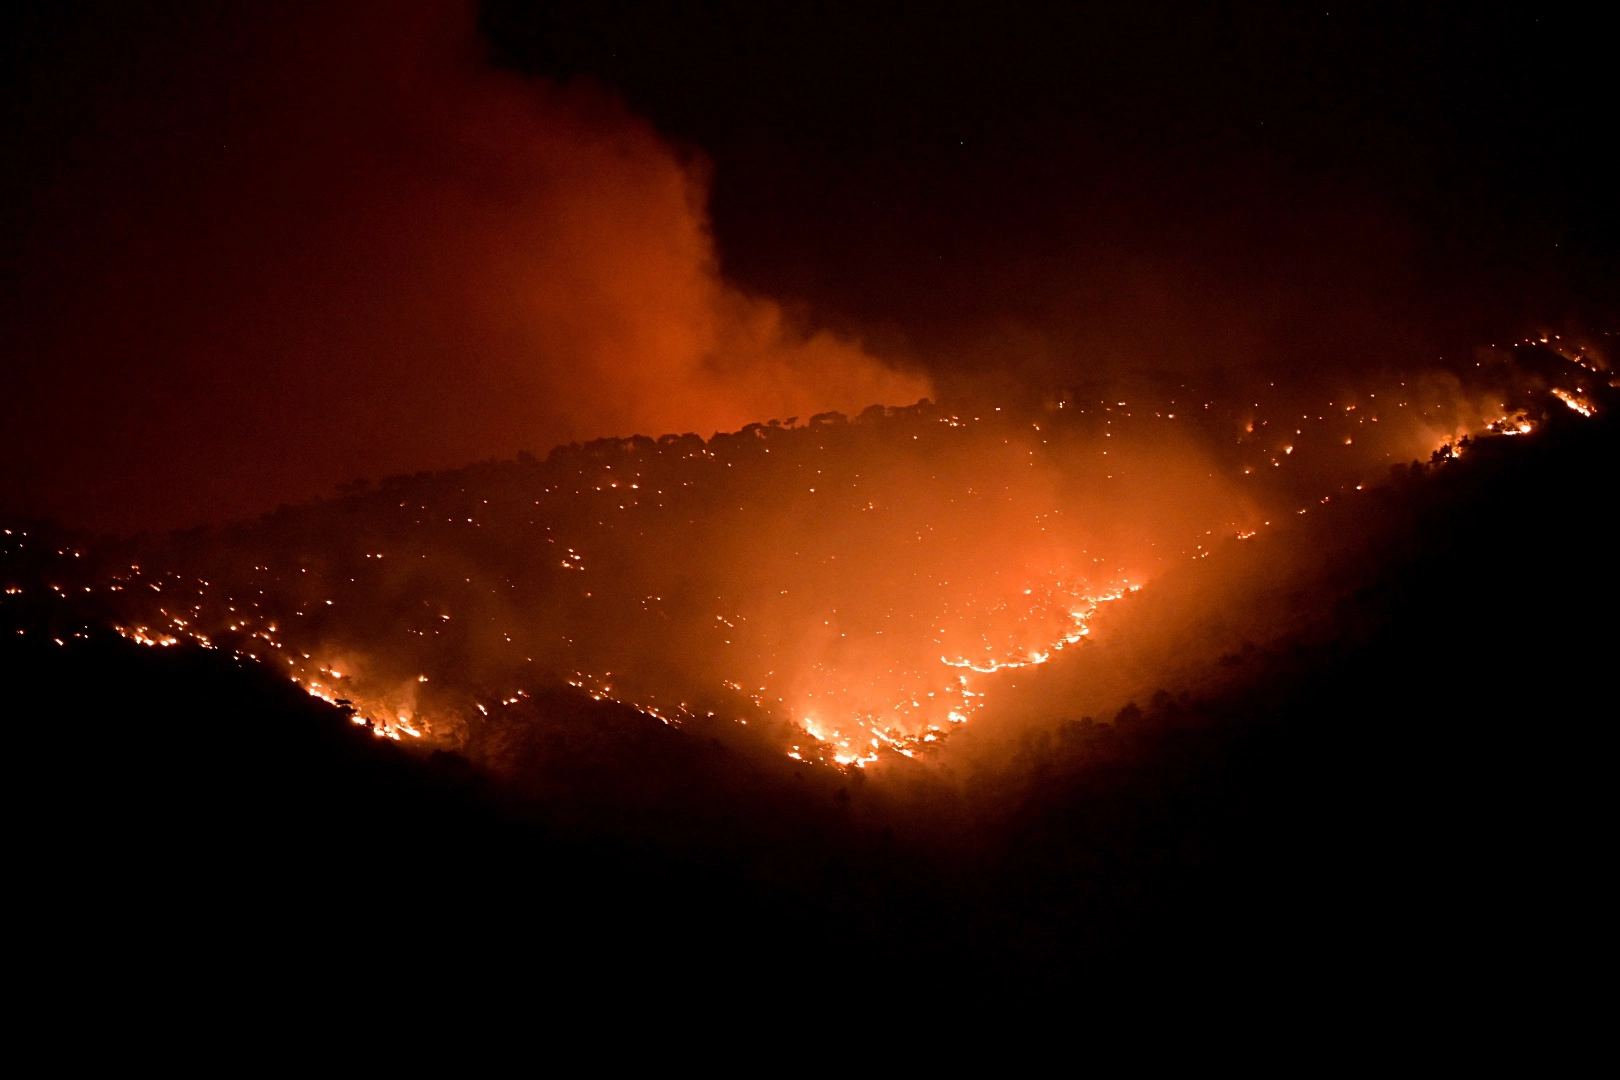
[35,338,1607,775]
[0,1,926,533]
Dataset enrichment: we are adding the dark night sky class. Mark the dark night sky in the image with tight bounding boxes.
[492,9,1607,296]
[2,1,1614,531]
[487,0,1616,356]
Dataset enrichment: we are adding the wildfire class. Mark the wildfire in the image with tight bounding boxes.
[19,342,1598,774]
[1487,411,1535,436]
[1551,388,1595,418]
[117,626,178,648]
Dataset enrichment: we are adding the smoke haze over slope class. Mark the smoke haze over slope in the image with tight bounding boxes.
[3,0,1613,782]
[9,342,1606,776]
[3,2,1616,1013]
[4,1,1613,537]
[5,400,1614,992]
[0,2,926,533]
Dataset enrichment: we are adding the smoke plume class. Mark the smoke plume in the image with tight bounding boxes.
[0,2,926,533]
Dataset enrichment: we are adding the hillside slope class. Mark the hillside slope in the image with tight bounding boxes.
[3,412,1614,1001]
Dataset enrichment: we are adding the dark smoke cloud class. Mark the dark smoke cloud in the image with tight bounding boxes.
[474,2,1615,420]
[0,2,926,533]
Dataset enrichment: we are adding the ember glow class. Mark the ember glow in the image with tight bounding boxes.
[1552,388,1596,418]
[3,0,1612,995]
[34,341,1598,770]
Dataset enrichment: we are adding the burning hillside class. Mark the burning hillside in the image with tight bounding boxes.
[5,0,1616,1019]
[5,358,1614,991]
[5,340,1607,784]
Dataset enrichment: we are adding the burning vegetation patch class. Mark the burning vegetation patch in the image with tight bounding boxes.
[3,341,1606,783]
[4,358,1613,987]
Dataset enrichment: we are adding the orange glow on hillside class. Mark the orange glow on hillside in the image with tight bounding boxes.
[71,342,1603,766]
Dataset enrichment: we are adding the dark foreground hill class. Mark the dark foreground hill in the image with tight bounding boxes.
[3,413,1615,1014]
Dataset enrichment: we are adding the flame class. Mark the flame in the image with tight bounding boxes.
[55,346,1599,772]
[1551,388,1595,418]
